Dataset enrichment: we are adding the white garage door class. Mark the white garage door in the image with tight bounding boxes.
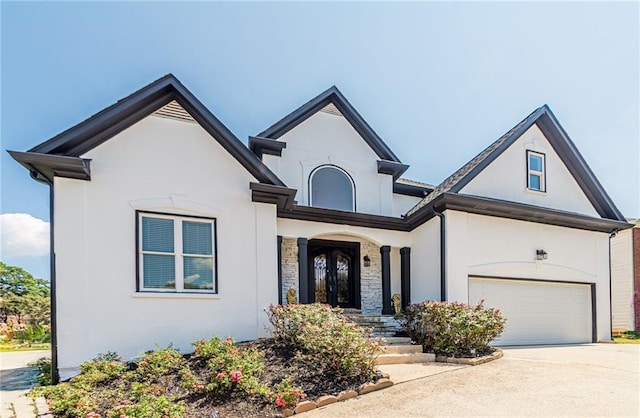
[468,277,593,346]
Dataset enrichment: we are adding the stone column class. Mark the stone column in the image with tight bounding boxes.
[380,245,392,315]
[400,247,411,309]
[297,238,309,303]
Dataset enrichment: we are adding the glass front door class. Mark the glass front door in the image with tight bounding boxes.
[309,241,360,308]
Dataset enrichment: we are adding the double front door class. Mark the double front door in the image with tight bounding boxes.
[308,240,360,308]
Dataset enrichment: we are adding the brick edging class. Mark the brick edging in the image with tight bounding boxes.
[34,396,52,417]
[435,349,503,366]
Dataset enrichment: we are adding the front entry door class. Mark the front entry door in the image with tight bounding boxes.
[308,240,360,308]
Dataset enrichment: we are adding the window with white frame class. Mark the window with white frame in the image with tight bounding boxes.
[138,212,216,293]
[309,165,355,211]
[527,150,546,192]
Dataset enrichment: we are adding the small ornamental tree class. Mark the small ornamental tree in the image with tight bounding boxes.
[399,301,506,356]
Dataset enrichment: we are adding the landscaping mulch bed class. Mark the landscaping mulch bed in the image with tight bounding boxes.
[180,339,369,417]
[51,338,370,418]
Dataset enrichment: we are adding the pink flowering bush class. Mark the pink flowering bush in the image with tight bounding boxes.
[399,301,506,356]
[272,378,306,408]
[267,303,382,378]
[183,336,264,395]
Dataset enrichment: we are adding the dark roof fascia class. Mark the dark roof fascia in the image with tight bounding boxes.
[407,192,633,233]
[8,151,91,182]
[535,109,627,221]
[27,74,284,186]
[248,136,286,159]
[277,204,409,232]
[250,182,297,209]
[393,182,433,197]
[444,105,626,222]
[258,86,401,162]
[377,160,410,180]
[447,106,546,195]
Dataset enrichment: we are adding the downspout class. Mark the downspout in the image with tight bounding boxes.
[30,170,59,384]
[432,207,446,302]
[608,229,619,342]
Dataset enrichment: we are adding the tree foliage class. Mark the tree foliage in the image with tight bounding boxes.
[0,262,50,325]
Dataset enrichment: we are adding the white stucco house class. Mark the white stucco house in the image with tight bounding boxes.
[10,74,632,381]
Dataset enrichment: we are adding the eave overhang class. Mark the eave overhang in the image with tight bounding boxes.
[393,182,433,197]
[408,192,633,233]
[377,160,410,180]
[250,183,297,210]
[248,136,286,159]
[8,151,91,182]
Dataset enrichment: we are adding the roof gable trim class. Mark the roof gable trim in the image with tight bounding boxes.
[258,86,401,163]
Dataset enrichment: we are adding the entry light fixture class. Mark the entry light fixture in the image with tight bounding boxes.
[535,249,548,261]
[363,255,371,267]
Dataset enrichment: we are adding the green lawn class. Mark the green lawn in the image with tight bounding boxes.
[0,342,51,352]
[613,336,640,345]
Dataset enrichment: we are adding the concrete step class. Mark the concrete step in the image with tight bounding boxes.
[381,336,412,345]
[382,344,422,354]
[376,352,435,365]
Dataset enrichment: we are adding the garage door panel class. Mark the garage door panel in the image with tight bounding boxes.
[469,277,592,346]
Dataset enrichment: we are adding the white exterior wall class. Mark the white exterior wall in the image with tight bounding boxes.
[54,115,278,378]
[393,193,422,217]
[262,111,394,216]
[408,218,441,303]
[611,228,635,331]
[444,210,611,342]
[460,124,599,217]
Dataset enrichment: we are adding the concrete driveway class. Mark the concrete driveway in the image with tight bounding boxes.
[307,344,640,417]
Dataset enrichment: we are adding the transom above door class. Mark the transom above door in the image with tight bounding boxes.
[308,240,361,308]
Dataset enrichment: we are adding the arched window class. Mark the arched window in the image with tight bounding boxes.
[309,166,355,211]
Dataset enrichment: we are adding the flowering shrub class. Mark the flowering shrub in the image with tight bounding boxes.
[267,303,382,378]
[183,336,265,396]
[32,383,98,417]
[399,301,506,356]
[272,378,305,408]
[134,345,185,381]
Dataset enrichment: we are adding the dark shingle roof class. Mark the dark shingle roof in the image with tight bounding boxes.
[406,106,547,216]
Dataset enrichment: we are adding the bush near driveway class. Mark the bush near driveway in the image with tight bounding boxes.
[399,301,506,356]
[267,303,383,379]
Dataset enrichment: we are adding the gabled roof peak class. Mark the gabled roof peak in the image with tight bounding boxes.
[15,74,285,186]
[406,105,626,222]
[258,85,402,163]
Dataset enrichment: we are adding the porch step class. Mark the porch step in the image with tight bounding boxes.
[381,337,412,345]
[382,344,422,354]
[376,352,435,365]
[344,312,402,338]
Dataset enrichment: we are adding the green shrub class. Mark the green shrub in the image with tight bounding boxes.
[272,378,305,408]
[134,345,185,381]
[399,301,506,356]
[32,384,99,417]
[105,393,184,418]
[267,303,382,378]
[73,358,128,389]
[15,324,50,343]
[29,357,52,386]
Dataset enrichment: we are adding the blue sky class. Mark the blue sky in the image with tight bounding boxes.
[1,1,638,280]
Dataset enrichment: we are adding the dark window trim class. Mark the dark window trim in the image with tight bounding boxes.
[526,149,546,192]
[308,165,356,212]
[135,210,218,294]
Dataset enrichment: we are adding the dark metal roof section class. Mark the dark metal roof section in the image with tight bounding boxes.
[248,136,287,159]
[250,183,296,209]
[13,74,284,186]
[406,105,627,222]
[258,86,402,163]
